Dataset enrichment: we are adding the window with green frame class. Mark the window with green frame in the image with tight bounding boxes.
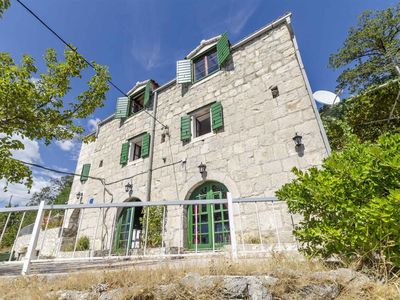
[187,181,230,250]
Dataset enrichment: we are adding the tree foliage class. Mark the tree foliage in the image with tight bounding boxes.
[0,0,10,18]
[329,4,400,93]
[276,133,400,270]
[321,80,400,150]
[0,49,110,188]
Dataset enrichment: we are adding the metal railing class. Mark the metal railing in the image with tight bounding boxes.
[0,193,298,275]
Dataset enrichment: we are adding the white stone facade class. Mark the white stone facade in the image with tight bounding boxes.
[65,14,329,254]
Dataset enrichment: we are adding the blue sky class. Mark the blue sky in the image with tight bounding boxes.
[0,0,396,206]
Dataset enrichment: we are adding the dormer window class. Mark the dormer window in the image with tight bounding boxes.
[193,48,219,82]
[130,91,145,115]
[176,33,231,84]
[115,81,154,119]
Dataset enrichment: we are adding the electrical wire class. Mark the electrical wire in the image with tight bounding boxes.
[15,0,167,129]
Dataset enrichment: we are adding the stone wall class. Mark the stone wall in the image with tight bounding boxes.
[66,17,328,253]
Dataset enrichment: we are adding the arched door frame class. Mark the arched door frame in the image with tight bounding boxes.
[187,181,230,250]
[114,198,143,254]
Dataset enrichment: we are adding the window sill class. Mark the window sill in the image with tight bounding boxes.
[191,70,220,88]
[127,157,144,167]
[190,132,215,144]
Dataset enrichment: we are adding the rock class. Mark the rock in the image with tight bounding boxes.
[312,268,370,289]
[98,288,124,300]
[300,283,341,299]
[56,290,92,300]
[91,282,109,294]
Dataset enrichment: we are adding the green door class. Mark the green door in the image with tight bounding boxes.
[114,205,143,254]
[188,182,230,250]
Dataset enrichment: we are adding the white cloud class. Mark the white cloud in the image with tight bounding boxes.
[56,140,76,152]
[226,0,261,35]
[10,135,41,163]
[0,176,49,207]
[0,135,47,207]
[131,39,161,70]
[87,118,101,133]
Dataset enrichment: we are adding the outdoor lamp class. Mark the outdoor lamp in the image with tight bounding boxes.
[292,132,303,147]
[125,183,133,193]
[198,163,206,175]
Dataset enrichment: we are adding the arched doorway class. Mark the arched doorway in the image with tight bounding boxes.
[188,181,230,249]
[114,198,143,254]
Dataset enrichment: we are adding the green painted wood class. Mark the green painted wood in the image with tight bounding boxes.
[80,164,91,182]
[143,81,151,108]
[180,115,192,141]
[120,142,130,165]
[141,133,151,158]
[115,96,130,119]
[217,32,230,66]
[211,102,224,130]
[187,182,229,250]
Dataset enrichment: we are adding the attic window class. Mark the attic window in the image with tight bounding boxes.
[130,91,145,115]
[193,48,219,82]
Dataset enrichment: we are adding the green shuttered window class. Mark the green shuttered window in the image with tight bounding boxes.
[115,97,129,119]
[143,81,151,108]
[80,164,91,182]
[211,102,224,130]
[217,33,230,67]
[181,116,192,141]
[141,133,151,158]
[120,142,130,165]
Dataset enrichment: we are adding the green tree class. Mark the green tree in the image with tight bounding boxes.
[0,49,110,189]
[321,80,400,150]
[276,133,400,271]
[329,4,399,93]
[0,0,10,18]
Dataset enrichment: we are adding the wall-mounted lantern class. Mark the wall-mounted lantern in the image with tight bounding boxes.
[292,132,303,148]
[125,183,133,193]
[198,163,206,177]
[76,192,83,204]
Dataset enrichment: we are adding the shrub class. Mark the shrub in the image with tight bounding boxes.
[276,133,400,271]
[76,236,90,251]
[140,206,163,248]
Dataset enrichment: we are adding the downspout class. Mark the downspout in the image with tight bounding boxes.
[145,89,158,202]
[286,17,332,155]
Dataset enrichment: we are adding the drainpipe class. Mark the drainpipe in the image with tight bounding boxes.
[145,89,158,202]
[286,17,331,155]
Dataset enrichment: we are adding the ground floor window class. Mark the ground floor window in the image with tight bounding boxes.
[114,201,143,254]
[188,181,230,249]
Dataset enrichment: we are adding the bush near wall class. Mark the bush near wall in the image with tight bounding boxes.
[140,206,163,248]
[276,133,400,271]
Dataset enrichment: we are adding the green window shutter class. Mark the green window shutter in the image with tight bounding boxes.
[120,142,130,165]
[180,115,192,141]
[115,97,129,119]
[143,81,151,108]
[217,32,230,67]
[80,164,91,182]
[141,133,151,158]
[176,60,192,84]
[211,102,224,131]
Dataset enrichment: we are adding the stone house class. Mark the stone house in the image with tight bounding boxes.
[64,13,330,255]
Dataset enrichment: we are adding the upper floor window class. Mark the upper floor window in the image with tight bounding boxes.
[130,91,145,115]
[181,102,224,143]
[193,48,219,82]
[193,107,212,137]
[129,136,143,162]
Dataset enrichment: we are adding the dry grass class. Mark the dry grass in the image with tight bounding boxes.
[0,253,399,299]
